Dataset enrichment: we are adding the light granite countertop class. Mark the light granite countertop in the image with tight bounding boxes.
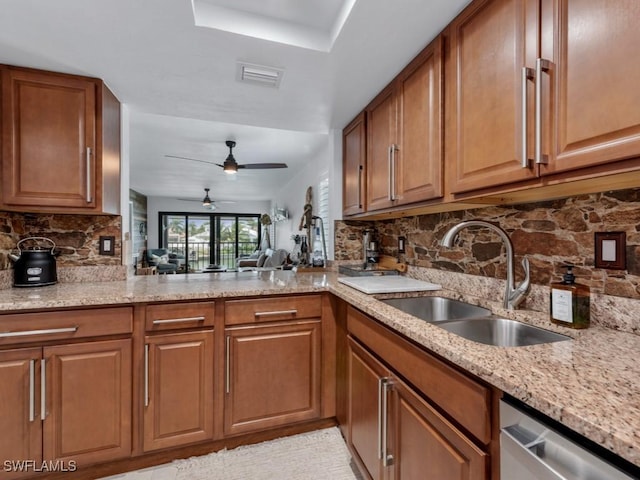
[1,270,639,469]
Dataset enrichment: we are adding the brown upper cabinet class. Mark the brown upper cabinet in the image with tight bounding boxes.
[342,112,366,216]
[1,66,120,214]
[347,36,443,215]
[447,0,640,194]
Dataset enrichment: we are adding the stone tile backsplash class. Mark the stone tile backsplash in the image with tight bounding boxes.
[0,212,124,286]
[335,188,640,301]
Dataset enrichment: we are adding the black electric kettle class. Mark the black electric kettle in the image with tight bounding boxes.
[9,237,58,287]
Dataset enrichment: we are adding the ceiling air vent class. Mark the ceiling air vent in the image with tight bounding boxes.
[236,61,284,88]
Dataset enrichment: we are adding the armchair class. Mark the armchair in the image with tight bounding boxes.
[145,248,181,274]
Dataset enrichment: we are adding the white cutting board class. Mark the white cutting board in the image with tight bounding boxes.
[338,276,442,294]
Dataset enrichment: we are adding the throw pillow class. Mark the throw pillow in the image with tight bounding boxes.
[256,253,267,267]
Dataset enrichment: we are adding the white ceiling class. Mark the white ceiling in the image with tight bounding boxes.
[0,0,471,203]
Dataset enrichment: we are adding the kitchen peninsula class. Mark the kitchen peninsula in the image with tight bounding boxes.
[1,270,639,479]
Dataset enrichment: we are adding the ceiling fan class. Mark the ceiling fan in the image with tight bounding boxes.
[177,188,236,210]
[166,140,288,174]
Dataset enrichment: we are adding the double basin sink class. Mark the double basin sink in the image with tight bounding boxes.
[381,296,569,347]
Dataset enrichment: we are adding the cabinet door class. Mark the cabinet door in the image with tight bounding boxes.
[540,0,640,175]
[1,68,96,209]
[42,339,131,465]
[0,348,42,479]
[144,330,214,451]
[447,0,538,193]
[347,338,390,480]
[391,379,488,480]
[367,87,397,211]
[224,321,321,436]
[396,36,444,205]
[343,112,367,216]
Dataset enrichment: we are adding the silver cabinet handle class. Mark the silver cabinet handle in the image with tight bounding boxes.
[40,358,46,421]
[29,359,35,422]
[144,344,149,407]
[225,336,231,394]
[377,377,384,460]
[390,145,397,201]
[0,326,78,338]
[388,145,398,201]
[86,147,92,202]
[152,316,206,325]
[521,67,534,168]
[357,165,363,209]
[535,58,552,165]
[381,378,394,467]
[254,310,297,318]
[388,145,393,201]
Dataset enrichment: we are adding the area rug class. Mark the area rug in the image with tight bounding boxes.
[173,427,360,480]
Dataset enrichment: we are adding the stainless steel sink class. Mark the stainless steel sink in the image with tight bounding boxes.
[381,296,491,322]
[381,296,570,347]
[437,317,570,347]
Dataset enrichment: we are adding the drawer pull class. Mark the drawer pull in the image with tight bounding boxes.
[152,316,206,325]
[0,326,78,338]
[254,309,297,318]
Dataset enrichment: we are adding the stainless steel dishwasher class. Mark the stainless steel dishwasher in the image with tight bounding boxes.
[500,397,639,479]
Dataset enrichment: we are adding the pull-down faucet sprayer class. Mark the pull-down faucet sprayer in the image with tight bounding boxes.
[440,220,530,310]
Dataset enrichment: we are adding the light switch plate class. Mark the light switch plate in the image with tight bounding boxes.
[594,232,625,269]
[398,236,406,254]
[99,235,116,256]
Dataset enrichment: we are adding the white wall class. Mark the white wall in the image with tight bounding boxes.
[146,197,271,248]
[271,129,342,259]
[120,105,132,266]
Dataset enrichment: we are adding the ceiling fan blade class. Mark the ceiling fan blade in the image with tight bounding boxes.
[239,163,288,169]
[177,198,234,205]
[165,155,215,165]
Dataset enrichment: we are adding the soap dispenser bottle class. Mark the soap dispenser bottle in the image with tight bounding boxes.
[550,265,590,328]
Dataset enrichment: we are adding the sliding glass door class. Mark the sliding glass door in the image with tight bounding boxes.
[187,216,211,271]
[161,213,260,271]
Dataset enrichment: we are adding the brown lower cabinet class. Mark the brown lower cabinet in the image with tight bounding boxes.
[143,330,214,452]
[224,320,321,436]
[345,306,495,480]
[0,307,133,480]
[348,339,487,480]
[0,339,132,479]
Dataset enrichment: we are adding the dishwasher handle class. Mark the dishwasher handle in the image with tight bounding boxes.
[501,424,566,480]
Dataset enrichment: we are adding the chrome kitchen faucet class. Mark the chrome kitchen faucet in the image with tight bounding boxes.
[440,220,530,310]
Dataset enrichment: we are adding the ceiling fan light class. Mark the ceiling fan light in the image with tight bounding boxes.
[223,162,237,174]
[202,188,212,206]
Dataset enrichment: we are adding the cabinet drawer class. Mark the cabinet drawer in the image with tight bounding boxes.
[0,307,133,346]
[347,306,492,445]
[225,295,322,325]
[146,302,215,331]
